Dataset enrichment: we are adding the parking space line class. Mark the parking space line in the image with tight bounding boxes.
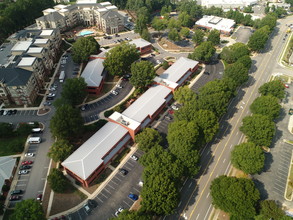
[16,184,26,186]
[278,172,288,178]
[107,183,115,190]
[132,187,140,193]
[127,162,134,167]
[96,197,104,203]
[110,179,119,185]
[123,200,131,207]
[114,176,122,182]
[100,192,108,199]
[103,188,111,195]
[274,181,285,188]
[124,165,132,170]
[273,187,284,193]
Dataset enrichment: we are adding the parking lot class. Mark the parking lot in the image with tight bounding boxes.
[96,31,140,46]
[232,26,253,44]
[0,109,38,117]
[67,150,144,220]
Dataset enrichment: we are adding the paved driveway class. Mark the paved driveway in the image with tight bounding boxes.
[67,150,144,220]
[232,26,253,44]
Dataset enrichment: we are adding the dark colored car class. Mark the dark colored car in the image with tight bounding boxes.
[88,199,98,208]
[46,96,54,100]
[11,190,23,195]
[128,194,138,201]
[120,169,128,175]
[20,165,31,170]
[9,195,20,201]
[0,110,4,115]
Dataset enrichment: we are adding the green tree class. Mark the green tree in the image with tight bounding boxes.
[141,172,179,215]
[178,11,192,27]
[48,139,73,162]
[151,17,167,33]
[236,55,252,69]
[61,78,87,106]
[180,27,190,38]
[134,7,150,35]
[231,142,265,174]
[130,61,155,88]
[203,6,224,16]
[192,29,205,46]
[162,61,169,70]
[258,14,277,30]
[207,29,220,45]
[223,62,249,87]
[243,5,253,13]
[248,25,270,52]
[141,28,151,42]
[258,80,285,100]
[161,5,171,16]
[188,41,215,63]
[168,28,181,42]
[220,42,250,64]
[11,199,46,220]
[178,1,203,19]
[72,36,100,63]
[174,86,197,104]
[135,128,163,152]
[210,175,260,219]
[258,200,286,220]
[167,18,181,30]
[240,114,275,147]
[47,168,68,193]
[0,122,13,138]
[250,95,281,120]
[104,44,140,76]
[50,105,84,140]
[116,210,152,220]
[174,100,198,121]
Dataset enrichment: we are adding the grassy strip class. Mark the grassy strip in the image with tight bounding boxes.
[285,150,293,201]
[111,147,131,168]
[0,136,26,156]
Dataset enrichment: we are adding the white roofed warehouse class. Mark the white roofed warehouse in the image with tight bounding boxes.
[195,16,236,36]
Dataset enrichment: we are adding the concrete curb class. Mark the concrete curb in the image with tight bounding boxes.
[284,150,293,201]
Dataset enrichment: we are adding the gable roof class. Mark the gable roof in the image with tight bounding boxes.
[101,10,122,19]
[81,58,105,87]
[0,157,16,191]
[130,38,151,49]
[62,122,129,180]
[0,68,33,86]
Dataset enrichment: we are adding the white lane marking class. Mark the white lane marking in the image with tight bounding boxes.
[178,201,182,207]
[196,214,200,220]
[230,144,233,149]
[225,162,231,175]
[204,204,212,220]
[189,182,193,188]
[183,178,188,185]
[236,131,239,136]
[97,197,104,203]
[206,192,210,198]
[223,158,226,163]
[104,188,111,195]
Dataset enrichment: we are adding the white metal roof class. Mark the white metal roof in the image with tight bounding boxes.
[130,38,151,49]
[54,4,67,10]
[199,0,258,7]
[40,30,54,36]
[11,41,32,52]
[100,1,112,6]
[159,57,199,84]
[195,15,235,33]
[27,47,43,54]
[122,84,172,123]
[106,5,117,10]
[34,39,49,44]
[62,122,129,180]
[81,58,105,87]
[0,157,16,192]
[17,57,36,66]
[43,8,56,13]
[109,111,141,130]
[98,8,108,12]
[153,76,178,89]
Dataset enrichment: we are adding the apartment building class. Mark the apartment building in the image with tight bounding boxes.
[0,29,61,106]
[35,1,127,34]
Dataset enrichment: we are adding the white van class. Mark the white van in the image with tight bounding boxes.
[27,137,41,144]
[32,128,42,133]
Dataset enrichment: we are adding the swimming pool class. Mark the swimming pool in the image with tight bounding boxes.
[79,30,94,36]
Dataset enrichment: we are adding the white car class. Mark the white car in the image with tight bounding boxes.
[3,110,8,116]
[111,90,119,95]
[130,155,138,161]
[116,84,123,89]
[171,105,179,110]
[138,181,144,187]
[25,153,34,157]
[115,207,124,217]
[49,87,56,91]
[43,101,51,106]
[18,170,29,175]
[48,93,56,97]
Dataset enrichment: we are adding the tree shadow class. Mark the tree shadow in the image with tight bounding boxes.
[262,151,274,172]
[253,178,269,200]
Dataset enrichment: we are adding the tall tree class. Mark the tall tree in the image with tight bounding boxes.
[248,25,270,52]
[188,41,215,63]
[11,199,46,220]
[210,175,260,219]
[192,29,205,46]
[130,61,156,88]
[151,17,167,33]
[259,200,286,220]
[220,42,250,64]
[168,28,181,42]
[231,142,265,174]
[236,55,252,69]
[141,28,151,42]
[116,210,152,220]
[223,62,249,87]
[104,44,140,76]
[0,122,13,138]
[178,11,192,27]
[167,18,181,30]
[174,86,197,104]
[180,27,190,38]
[258,80,285,100]
[207,29,220,45]
[61,77,87,106]
[240,114,275,147]
[250,95,281,120]
[47,168,68,193]
[134,7,150,35]
[72,36,100,63]
[50,105,84,140]
[135,128,163,153]
[48,139,73,162]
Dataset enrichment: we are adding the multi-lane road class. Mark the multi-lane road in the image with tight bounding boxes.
[166,17,293,220]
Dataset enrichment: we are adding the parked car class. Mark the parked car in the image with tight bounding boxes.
[18,170,29,175]
[11,109,17,115]
[21,161,33,165]
[130,155,138,161]
[46,96,54,101]
[115,33,120,37]
[9,195,21,201]
[3,110,8,116]
[284,83,289,88]
[11,190,23,195]
[115,207,124,217]
[171,104,179,110]
[83,203,91,215]
[48,93,56,97]
[128,194,138,201]
[25,153,34,157]
[20,165,31,170]
[116,84,123,89]
[88,199,98,208]
[43,101,52,106]
[119,169,128,176]
[111,90,119,95]
[138,181,144,187]
[36,194,42,201]
[0,110,4,115]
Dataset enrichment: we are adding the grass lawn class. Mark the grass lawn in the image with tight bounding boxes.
[3,209,14,220]
[285,151,293,201]
[111,147,130,168]
[0,136,26,156]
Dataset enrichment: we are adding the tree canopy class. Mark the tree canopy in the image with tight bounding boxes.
[188,41,216,63]
[258,200,286,220]
[72,36,100,63]
[174,86,197,104]
[180,27,190,38]
[210,175,260,219]
[115,210,151,220]
[134,7,150,35]
[130,61,156,88]
[47,168,68,193]
[48,139,73,162]
[168,28,181,42]
[223,62,249,87]
[231,142,265,174]
[192,29,205,46]
[0,122,13,138]
[248,25,270,52]
[50,104,84,140]
[104,44,140,76]
[10,199,46,220]
[61,77,87,106]
[178,11,192,27]
[207,29,220,45]
[240,114,275,147]
[250,95,281,120]
[258,80,285,100]
[220,42,250,64]
[151,17,167,32]
[236,55,252,69]
[135,128,163,153]
[141,28,151,42]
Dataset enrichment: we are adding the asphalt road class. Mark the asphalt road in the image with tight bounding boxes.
[165,17,293,220]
